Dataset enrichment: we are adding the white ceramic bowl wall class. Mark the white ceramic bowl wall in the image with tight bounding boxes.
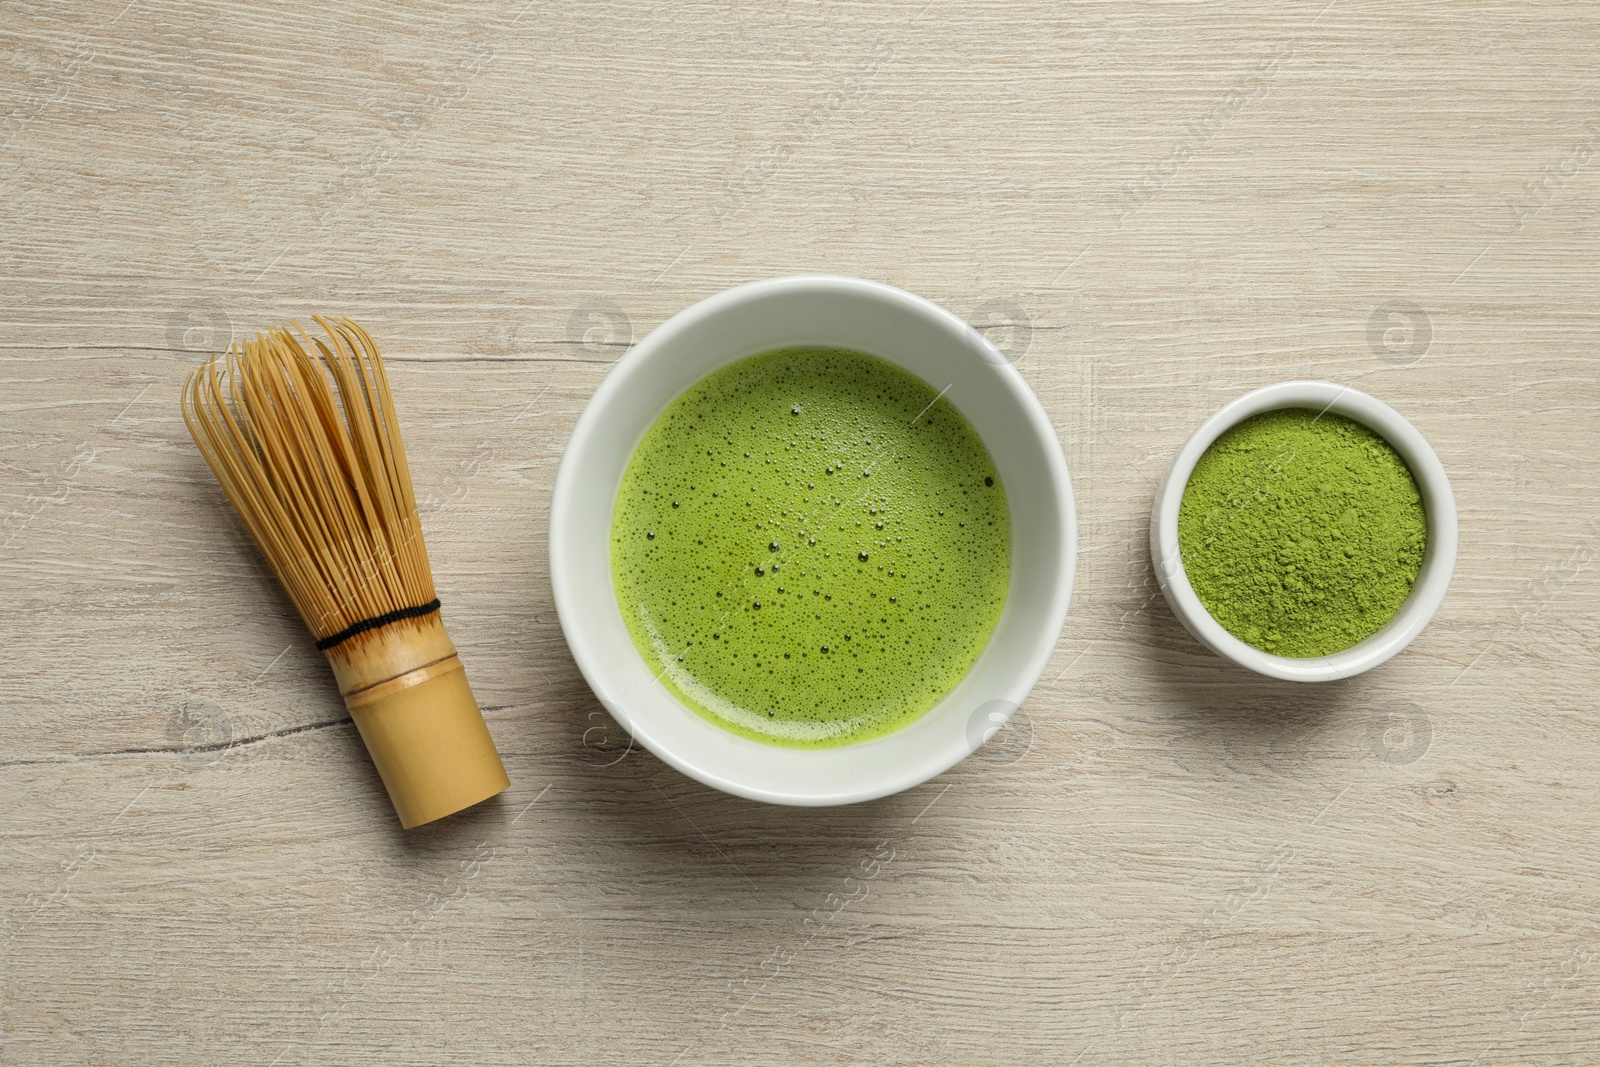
[550,276,1076,804]
[1150,381,1457,682]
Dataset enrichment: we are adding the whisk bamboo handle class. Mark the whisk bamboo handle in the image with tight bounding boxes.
[325,613,509,829]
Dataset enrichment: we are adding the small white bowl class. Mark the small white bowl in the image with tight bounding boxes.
[1150,381,1457,682]
[550,276,1077,804]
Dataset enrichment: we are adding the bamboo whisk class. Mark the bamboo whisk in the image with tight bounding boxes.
[182,316,509,828]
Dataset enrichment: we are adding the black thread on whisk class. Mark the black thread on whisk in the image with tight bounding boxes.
[315,599,442,651]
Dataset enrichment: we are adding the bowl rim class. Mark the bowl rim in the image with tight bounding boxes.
[549,274,1076,803]
[1150,380,1457,682]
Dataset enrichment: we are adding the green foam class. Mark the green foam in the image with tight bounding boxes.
[610,347,1011,748]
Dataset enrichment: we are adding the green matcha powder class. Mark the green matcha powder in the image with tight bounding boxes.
[1178,408,1428,658]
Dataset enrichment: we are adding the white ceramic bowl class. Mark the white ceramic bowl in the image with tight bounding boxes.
[550,276,1076,804]
[1150,380,1457,682]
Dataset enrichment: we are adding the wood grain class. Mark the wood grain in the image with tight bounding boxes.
[3,1,1598,1064]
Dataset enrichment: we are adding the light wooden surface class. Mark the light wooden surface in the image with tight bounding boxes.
[4,2,1598,1064]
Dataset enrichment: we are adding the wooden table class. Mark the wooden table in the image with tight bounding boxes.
[4,2,1597,1063]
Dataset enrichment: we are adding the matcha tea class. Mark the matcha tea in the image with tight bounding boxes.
[611,347,1010,748]
[1178,408,1427,657]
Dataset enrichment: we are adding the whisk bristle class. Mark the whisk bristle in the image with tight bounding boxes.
[182,316,437,644]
